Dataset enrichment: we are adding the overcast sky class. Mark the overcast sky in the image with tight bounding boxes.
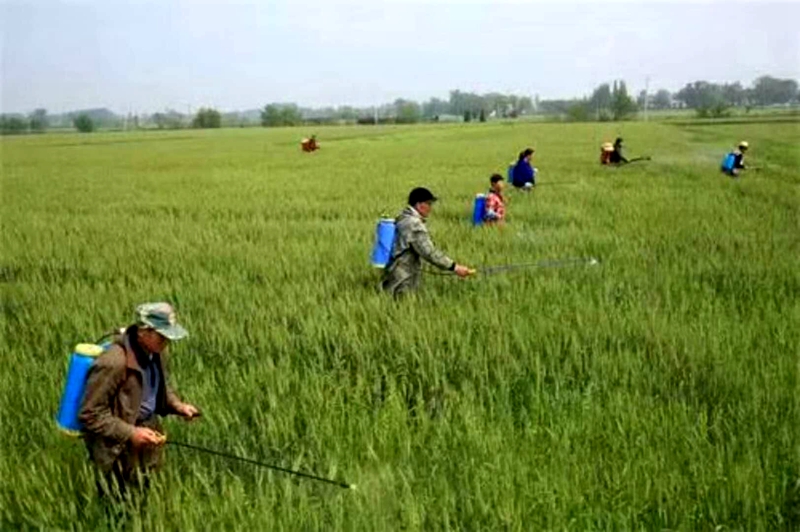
[1,0,798,114]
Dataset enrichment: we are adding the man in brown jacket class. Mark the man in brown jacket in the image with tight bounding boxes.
[79,302,200,503]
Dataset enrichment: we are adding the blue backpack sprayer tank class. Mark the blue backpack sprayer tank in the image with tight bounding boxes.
[370,218,396,268]
[56,343,107,434]
[472,194,487,226]
[721,152,736,174]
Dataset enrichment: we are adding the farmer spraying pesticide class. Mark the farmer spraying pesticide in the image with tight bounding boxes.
[511,148,537,190]
[301,134,320,152]
[471,174,507,226]
[78,303,200,506]
[64,302,351,508]
[605,137,651,165]
[721,141,749,177]
[382,187,474,295]
[483,174,507,224]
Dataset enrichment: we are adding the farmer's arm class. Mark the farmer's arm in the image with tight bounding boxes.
[160,352,198,418]
[78,348,136,442]
[165,388,198,418]
[166,388,182,413]
[410,226,455,270]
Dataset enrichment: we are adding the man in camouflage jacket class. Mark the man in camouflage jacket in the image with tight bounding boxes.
[382,187,473,295]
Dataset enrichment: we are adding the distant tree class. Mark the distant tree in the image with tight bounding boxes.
[538,99,580,115]
[449,90,467,115]
[68,108,120,129]
[1,115,28,135]
[394,99,421,124]
[652,89,672,109]
[479,108,487,122]
[261,104,302,127]
[73,114,94,133]
[508,94,520,117]
[482,92,508,117]
[694,102,731,119]
[750,76,799,106]
[192,107,221,128]
[29,108,47,133]
[517,96,534,115]
[261,105,282,127]
[584,81,616,122]
[675,82,702,108]
[463,110,472,122]
[676,81,723,109]
[711,102,732,118]
[152,111,185,129]
[566,100,591,121]
[590,83,613,116]
[446,89,532,118]
[721,82,746,107]
[466,94,484,117]
[675,81,733,117]
[421,97,450,119]
[637,90,647,108]
[288,106,304,125]
[337,106,358,120]
[611,80,637,120]
[280,105,302,126]
[450,90,479,117]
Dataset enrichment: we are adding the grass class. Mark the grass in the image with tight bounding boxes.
[2,119,799,530]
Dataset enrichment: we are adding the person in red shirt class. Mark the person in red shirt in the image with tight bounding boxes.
[484,174,506,224]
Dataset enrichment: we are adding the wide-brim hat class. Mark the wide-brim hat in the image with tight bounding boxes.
[136,302,188,341]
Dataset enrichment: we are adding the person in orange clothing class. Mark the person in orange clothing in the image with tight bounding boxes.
[301,135,319,152]
[600,142,614,165]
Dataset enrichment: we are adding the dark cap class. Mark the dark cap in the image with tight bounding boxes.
[408,187,437,206]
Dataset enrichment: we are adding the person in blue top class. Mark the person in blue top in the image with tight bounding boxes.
[511,148,536,190]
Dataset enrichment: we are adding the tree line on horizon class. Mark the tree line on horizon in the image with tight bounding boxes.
[2,76,797,134]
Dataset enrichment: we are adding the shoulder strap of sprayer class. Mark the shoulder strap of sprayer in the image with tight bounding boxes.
[391,225,421,264]
[93,327,126,347]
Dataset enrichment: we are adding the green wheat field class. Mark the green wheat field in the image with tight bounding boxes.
[2,119,799,530]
